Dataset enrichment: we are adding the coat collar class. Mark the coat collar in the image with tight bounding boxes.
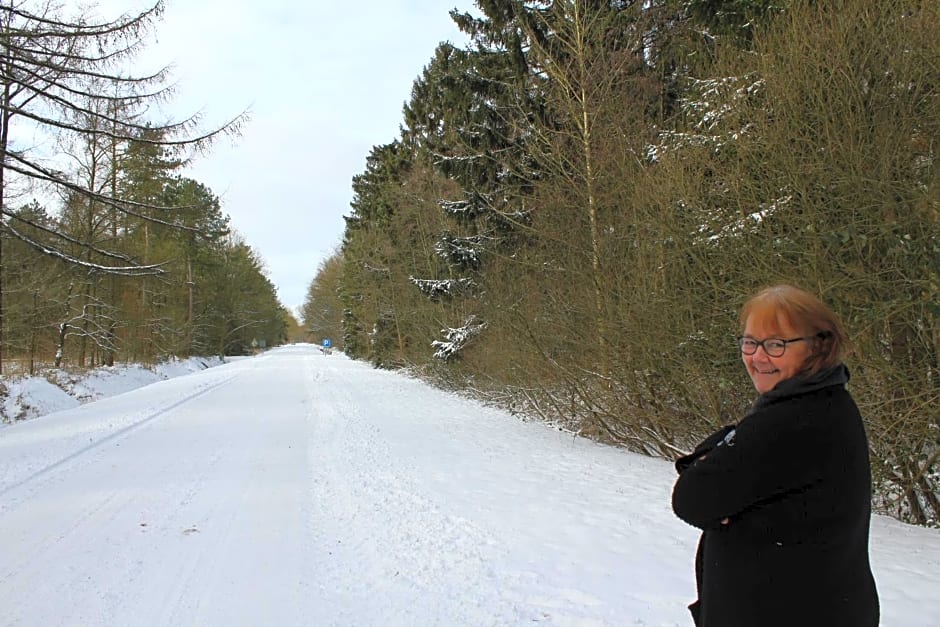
[753,363,849,410]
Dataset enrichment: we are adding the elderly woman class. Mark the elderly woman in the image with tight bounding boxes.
[672,285,879,626]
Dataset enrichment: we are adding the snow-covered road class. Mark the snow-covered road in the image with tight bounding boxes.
[1,345,938,626]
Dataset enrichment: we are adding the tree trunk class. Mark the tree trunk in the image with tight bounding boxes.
[0,11,13,375]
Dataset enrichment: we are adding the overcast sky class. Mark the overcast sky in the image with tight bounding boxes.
[103,0,476,316]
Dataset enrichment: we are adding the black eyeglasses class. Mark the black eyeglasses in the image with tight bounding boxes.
[738,336,810,357]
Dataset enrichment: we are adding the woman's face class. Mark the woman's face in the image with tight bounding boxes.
[742,313,812,394]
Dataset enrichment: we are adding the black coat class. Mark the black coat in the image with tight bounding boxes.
[672,365,879,627]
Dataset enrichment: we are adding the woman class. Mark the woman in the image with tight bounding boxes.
[672,285,879,626]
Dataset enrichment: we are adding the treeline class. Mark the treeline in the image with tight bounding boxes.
[2,176,288,369]
[0,2,287,374]
[304,0,938,525]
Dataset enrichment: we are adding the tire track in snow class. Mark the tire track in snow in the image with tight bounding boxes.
[0,385,241,623]
[0,355,309,626]
[0,489,128,591]
[86,444,234,627]
[0,373,239,505]
[132,351,320,627]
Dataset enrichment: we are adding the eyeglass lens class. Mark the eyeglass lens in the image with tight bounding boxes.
[739,338,786,357]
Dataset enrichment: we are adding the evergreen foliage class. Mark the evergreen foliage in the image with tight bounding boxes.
[301,251,345,348]
[0,1,284,371]
[329,0,939,526]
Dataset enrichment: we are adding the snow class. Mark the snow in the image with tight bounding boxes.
[2,357,223,423]
[409,276,474,299]
[431,315,486,360]
[1,344,938,626]
[1,376,78,421]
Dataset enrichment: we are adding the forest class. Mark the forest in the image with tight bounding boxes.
[302,0,939,526]
[0,1,289,374]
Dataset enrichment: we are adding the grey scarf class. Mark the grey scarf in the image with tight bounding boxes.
[753,363,849,411]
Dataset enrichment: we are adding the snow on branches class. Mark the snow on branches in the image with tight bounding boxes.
[431,316,486,361]
[646,74,764,161]
[409,277,475,300]
[693,192,792,245]
[435,233,484,269]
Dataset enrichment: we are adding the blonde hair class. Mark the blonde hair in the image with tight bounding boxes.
[739,285,848,375]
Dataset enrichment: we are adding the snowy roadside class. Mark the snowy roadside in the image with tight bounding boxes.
[0,356,225,425]
[0,346,937,626]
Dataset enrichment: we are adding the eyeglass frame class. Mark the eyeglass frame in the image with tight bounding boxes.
[737,335,811,358]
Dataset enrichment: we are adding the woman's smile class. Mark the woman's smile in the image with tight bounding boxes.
[741,317,812,394]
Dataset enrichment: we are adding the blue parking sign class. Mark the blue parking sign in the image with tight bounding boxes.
[323,338,331,348]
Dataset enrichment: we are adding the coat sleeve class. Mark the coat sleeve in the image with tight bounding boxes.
[675,424,737,473]
[671,401,826,530]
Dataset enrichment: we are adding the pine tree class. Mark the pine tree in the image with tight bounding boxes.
[0,0,245,372]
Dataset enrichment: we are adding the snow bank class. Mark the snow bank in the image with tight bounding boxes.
[0,357,223,425]
[1,377,79,422]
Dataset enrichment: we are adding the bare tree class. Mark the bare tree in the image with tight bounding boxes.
[0,0,246,372]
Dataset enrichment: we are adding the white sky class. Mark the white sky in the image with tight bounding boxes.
[2,346,940,625]
[102,0,476,316]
